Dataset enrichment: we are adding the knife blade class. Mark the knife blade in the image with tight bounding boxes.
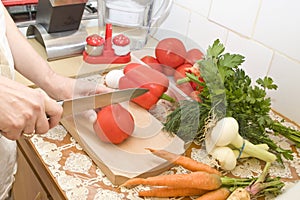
[59,88,148,117]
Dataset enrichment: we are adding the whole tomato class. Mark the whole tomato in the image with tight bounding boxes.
[185,48,204,65]
[155,38,187,69]
[93,104,135,144]
[141,55,163,72]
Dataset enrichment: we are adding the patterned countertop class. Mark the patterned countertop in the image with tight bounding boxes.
[22,74,300,200]
[25,108,300,200]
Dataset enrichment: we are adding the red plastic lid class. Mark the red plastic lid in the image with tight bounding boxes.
[112,34,130,46]
[1,0,38,6]
[86,34,105,46]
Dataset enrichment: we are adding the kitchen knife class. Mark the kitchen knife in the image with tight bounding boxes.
[59,88,148,117]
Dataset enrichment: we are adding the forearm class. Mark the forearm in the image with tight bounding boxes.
[2,6,111,101]
[3,7,74,99]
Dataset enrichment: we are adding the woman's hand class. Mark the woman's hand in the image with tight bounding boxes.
[42,76,113,123]
[71,78,114,124]
[42,76,113,100]
[0,76,62,140]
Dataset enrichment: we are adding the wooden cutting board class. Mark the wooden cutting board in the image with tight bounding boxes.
[60,102,185,185]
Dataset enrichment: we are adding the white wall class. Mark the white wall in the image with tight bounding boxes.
[154,0,300,124]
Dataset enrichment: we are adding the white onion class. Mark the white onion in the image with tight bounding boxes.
[105,69,124,89]
[210,146,237,171]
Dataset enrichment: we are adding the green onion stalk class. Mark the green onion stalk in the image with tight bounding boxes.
[221,162,284,198]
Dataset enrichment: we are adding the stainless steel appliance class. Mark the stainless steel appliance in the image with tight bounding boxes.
[26,0,89,60]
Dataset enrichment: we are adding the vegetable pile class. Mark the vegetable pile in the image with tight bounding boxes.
[164,39,300,163]
[121,149,284,199]
[140,37,204,99]
[206,117,277,171]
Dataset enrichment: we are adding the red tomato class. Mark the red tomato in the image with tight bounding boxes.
[173,63,193,81]
[176,82,194,96]
[155,38,187,68]
[93,104,134,144]
[162,65,175,76]
[185,48,204,65]
[173,63,194,95]
[173,63,205,92]
[141,55,163,72]
[123,63,141,74]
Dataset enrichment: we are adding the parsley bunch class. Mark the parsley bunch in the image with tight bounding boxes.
[164,39,299,161]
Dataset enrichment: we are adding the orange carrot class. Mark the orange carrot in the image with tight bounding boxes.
[121,171,222,190]
[139,187,208,197]
[146,148,221,175]
[195,187,231,200]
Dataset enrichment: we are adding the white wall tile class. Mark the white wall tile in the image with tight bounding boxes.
[188,12,228,52]
[175,0,212,17]
[267,53,300,124]
[226,32,273,82]
[253,0,300,62]
[150,0,300,122]
[209,0,260,37]
[151,3,190,41]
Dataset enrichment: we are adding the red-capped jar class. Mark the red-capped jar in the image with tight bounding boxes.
[85,34,105,56]
[112,34,131,56]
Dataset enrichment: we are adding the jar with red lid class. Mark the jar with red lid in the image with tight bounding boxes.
[85,34,105,56]
[112,34,131,56]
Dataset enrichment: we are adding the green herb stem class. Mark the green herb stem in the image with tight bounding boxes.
[159,93,176,103]
[271,122,300,147]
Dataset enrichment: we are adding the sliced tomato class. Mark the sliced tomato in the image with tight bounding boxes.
[189,90,202,102]
[173,63,193,81]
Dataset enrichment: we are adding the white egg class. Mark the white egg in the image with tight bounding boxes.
[105,69,124,89]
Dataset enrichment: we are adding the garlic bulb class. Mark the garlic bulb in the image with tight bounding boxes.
[210,146,237,171]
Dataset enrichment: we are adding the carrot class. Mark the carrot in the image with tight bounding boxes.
[139,187,208,197]
[195,187,231,200]
[121,171,222,190]
[146,148,221,175]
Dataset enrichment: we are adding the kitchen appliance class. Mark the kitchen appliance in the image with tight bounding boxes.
[98,0,173,50]
[26,0,89,60]
[35,0,87,33]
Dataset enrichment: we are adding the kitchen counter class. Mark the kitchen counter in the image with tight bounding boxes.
[12,25,300,200]
[12,109,300,200]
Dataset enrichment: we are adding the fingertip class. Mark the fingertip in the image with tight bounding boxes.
[83,110,97,124]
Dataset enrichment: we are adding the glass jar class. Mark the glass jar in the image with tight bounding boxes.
[98,0,173,50]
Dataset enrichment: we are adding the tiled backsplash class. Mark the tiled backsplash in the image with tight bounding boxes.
[154,0,300,124]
